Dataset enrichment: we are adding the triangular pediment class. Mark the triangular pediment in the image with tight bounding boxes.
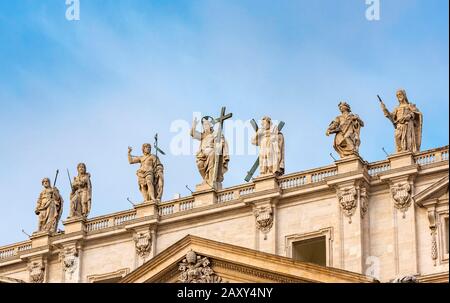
[414,175,449,207]
[120,235,377,283]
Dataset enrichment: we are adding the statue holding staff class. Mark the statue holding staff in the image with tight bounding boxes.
[35,172,63,233]
[379,89,422,153]
[128,143,164,202]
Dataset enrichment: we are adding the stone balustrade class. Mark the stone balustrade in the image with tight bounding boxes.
[0,241,32,260]
[86,209,137,232]
[368,161,391,176]
[415,146,449,165]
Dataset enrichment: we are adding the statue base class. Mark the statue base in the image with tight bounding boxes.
[134,200,158,218]
[63,216,86,234]
[335,154,366,174]
[195,182,222,192]
[30,231,52,248]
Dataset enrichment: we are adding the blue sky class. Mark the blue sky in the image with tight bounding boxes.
[0,0,448,246]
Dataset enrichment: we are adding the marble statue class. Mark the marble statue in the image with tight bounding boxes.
[326,102,364,158]
[69,163,92,218]
[190,116,230,188]
[379,89,422,153]
[128,144,164,202]
[35,177,63,233]
[251,116,285,176]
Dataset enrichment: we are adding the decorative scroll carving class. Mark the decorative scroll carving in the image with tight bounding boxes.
[391,182,412,218]
[28,260,45,283]
[178,250,224,283]
[337,187,357,223]
[134,231,152,258]
[253,206,274,235]
[360,187,369,219]
[60,247,79,275]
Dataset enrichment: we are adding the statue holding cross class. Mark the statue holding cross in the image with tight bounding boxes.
[246,116,285,181]
[191,107,232,190]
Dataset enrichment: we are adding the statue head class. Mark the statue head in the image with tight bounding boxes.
[338,102,351,113]
[261,116,272,130]
[201,116,214,134]
[396,89,409,104]
[142,143,152,155]
[42,178,51,188]
[77,163,86,174]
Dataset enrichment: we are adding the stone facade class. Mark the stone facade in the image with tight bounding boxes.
[0,145,448,283]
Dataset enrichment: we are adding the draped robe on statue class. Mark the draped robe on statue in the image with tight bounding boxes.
[252,124,285,176]
[193,129,229,185]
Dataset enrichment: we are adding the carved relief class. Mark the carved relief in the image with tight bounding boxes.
[28,260,45,283]
[337,187,357,223]
[360,187,369,219]
[134,231,152,258]
[178,250,224,283]
[60,247,79,276]
[427,209,438,266]
[253,206,274,235]
[391,182,412,217]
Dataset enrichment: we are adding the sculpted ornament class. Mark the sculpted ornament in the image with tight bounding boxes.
[28,260,45,283]
[178,250,224,283]
[360,187,369,219]
[60,247,78,276]
[390,182,412,218]
[253,206,274,236]
[134,231,152,258]
[337,187,357,223]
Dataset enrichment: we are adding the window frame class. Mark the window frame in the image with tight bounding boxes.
[285,227,334,267]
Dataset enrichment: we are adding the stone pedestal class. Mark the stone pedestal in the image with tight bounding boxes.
[193,188,217,207]
[335,155,366,174]
[388,151,415,170]
[253,174,279,192]
[63,217,86,234]
[30,231,51,249]
[134,200,159,218]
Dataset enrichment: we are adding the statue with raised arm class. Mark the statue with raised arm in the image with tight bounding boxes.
[379,89,422,153]
[35,177,63,233]
[326,102,364,158]
[251,116,285,176]
[69,163,92,218]
[190,116,229,187]
[128,144,164,202]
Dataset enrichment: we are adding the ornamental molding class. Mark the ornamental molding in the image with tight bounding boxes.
[134,231,152,258]
[390,182,412,217]
[27,259,46,283]
[253,205,274,235]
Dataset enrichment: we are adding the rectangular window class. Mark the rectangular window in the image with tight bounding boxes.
[292,236,327,267]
